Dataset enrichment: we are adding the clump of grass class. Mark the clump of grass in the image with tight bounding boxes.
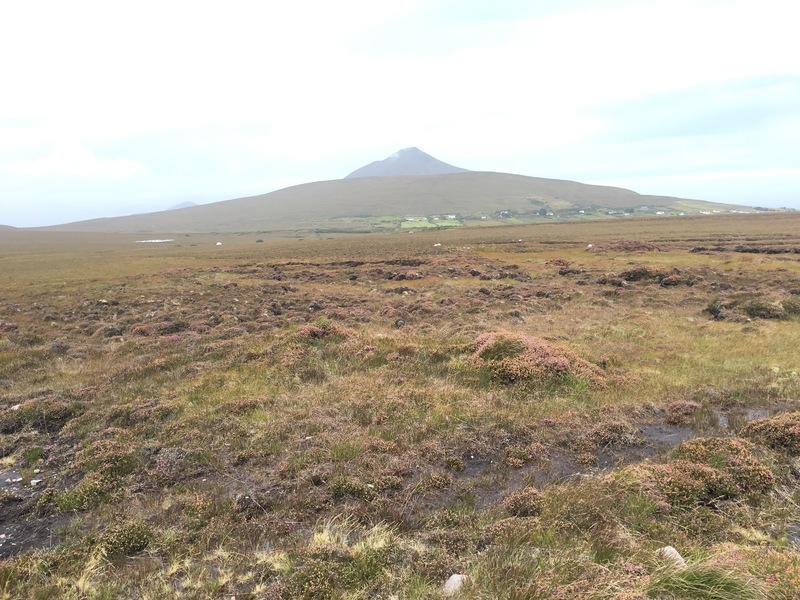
[646,561,764,600]
[742,411,800,454]
[282,519,401,598]
[471,332,608,387]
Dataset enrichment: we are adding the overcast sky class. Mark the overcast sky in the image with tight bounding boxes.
[1,0,798,227]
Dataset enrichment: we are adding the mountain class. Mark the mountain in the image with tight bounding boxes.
[345,147,469,178]
[39,171,751,235]
[170,201,198,210]
[0,224,17,231]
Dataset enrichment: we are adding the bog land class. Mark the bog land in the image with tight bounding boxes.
[2,212,800,598]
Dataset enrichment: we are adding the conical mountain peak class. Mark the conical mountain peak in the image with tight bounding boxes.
[345,148,469,179]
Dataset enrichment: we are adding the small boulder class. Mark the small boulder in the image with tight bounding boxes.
[443,574,466,596]
[655,545,686,570]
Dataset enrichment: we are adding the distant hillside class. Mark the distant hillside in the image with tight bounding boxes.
[0,224,17,231]
[346,147,469,178]
[39,171,752,235]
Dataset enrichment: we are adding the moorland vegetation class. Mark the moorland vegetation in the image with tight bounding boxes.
[1,213,800,598]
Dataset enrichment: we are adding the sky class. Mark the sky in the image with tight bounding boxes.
[1,0,798,227]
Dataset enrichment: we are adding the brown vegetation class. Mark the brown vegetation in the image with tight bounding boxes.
[1,213,800,597]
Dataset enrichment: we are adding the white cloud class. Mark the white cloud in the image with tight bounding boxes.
[7,146,146,178]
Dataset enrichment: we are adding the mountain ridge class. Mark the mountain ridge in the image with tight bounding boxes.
[36,170,751,235]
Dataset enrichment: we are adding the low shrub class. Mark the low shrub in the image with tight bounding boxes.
[588,420,641,449]
[665,400,702,425]
[632,437,776,509]
[99,522,153,559]
[329,476,376,502]
[130,320,188,336]
[672,437,775,496]
[472,332,607,387]
[503,487,543,517]
[75,438,139,478]
[0,397,78,434]
[619,264,667,282]
[54,472,117,511]
[742,411,800,454]
[742,298,786,319]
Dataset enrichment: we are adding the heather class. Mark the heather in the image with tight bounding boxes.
[1,214,800,598]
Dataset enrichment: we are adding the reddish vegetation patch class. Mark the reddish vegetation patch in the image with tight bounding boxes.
[471,332,608,387]
[502,487,543,517]
[742,412,800,454]
[672,437,775,495]
[630,437,776,509]
[665,400,702,425]
[0,320,19,332]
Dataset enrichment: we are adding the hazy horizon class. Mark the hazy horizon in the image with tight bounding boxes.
[2,0,799,227]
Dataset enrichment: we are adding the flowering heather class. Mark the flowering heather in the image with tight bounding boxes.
[472,332,608,387]
[672,437,776,496]
[742,411,800,454]
[291,320,352,342]
[665,400,702,425]
[632,437,776,509]
[502,486,543,517]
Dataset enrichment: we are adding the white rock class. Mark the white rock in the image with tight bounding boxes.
[30,479,43,487]
[443,574,466,595]
[656,545,686,570]
[215,242,222,246]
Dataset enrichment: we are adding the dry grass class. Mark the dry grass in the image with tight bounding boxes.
[2,214,800,597]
